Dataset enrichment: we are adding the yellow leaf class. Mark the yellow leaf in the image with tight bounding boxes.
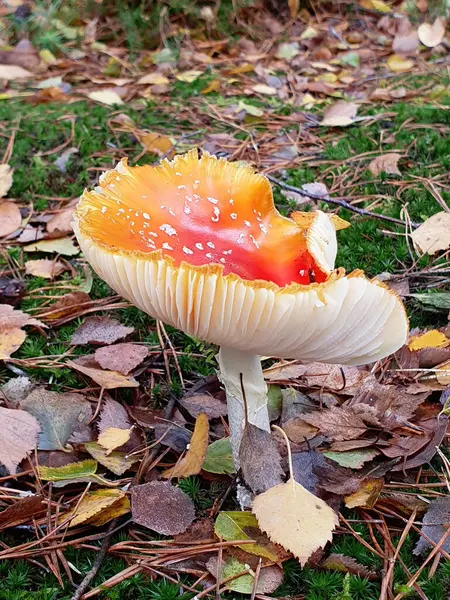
[252,478,338,566]
[360,0,391,12]
[98,427,132,455]
[87,493,130,525]
[138,132,174,156]
[288,0,300,18]
[345,478,383,508]
[227,64,254,75]
[387,54,414,73]
[409,330,450,352]
[418,18,446,48]
[0,328,25,360]
[0,200,20,237]
[300,26,318,40]
[202,79,221,94]
[85,441,138,475]
[67,357,139,389]
[137,72,170,85]
[23,237,79,256]
[163,413,209,478]
[175,70,203,83]
[63,489,128,527]
[87,90,124,106]
[291,211,350,231]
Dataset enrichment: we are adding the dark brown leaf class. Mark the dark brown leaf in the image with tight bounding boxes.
[301,405,379,442]
[70,316,134,345]
[0,496,46,532]
[291,450,327,495]
[94,343,148,374]
[179,393,228,419]
[131,481,195,535]
[414,496,450,556]
[239,424,284,493]
[321,553,376,579]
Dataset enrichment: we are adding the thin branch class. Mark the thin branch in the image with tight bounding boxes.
[266,175,419,228]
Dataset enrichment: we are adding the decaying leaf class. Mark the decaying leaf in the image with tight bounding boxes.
[206,556,283,595]
[0,304,44,360]
[301,405,379,442]
[67,356,139,389]
[321,553,376,579]
[323,449,378,469]
[0,376,35,407]
[21,388,92,451]
[252,477,338,566]
[418,18,446,48]
[71,316,134,345]
[94,343,148,374]
[409,330,450,351]
[0,406,40,474]
[203,438,235,474]
[414,496,450,555]
[23,237,79,256]
[131,481,195,535]
[63,488,129,527]
[25,258,67,279]
[84,441,138,475]
[98,426,132,454]
[368,153,402,176]
[392,30,419,54]
[41,292,92,322]
[163,413,209,478]
[179,393,228,419]
[0,201,21,237]
[411,212,450,255]
[239,424,284,494]
[46,208,74,235]
[0,495,46,532]
[291,451,327,495]
[320,102,358,127]
[345,478,383,508]
[214,512,281,561]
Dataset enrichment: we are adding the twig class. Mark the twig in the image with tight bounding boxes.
[70,520,117,600]
[266,175,419,228]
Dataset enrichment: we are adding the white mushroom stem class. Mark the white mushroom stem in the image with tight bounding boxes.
[217,346,271,467]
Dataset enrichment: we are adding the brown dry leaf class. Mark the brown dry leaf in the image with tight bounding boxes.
[301,405,379,442]
[409,330,450,351]
[0,495,46,532]
[25,259,67,279]
[321,553,376,579]
[368,153,402,176]
[46,208,74,236]
[418,18,446,47]
[345,478,383,508]
[239,425,284,494]
[414,496,450,555]
[0,406,40,474]
[0,304,44,360]
[94,343,148,375]
[137,72,170,85]
[98,426,132,455]
[0,201,21,237]
[179,393,228,419]
[0,64,32,80]
[253,477,338,566]
[0,39,39,70]
[0,164,13,197]
[411,212,450,255]
[387,54,414,72]
[131,481,195,535]
[64,488,129,527]
[320,102,358,127]
[71,316,134,345]
[42,292,91,322]
[138,132,174,156]
[392,30,419,54]
[67,356,139,389]
[163,413,209,478]
[98,398,142,453]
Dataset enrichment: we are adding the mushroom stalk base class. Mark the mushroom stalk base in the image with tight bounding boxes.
[217,347,271,467]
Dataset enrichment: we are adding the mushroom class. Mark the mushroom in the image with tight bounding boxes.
[73,150,408,464]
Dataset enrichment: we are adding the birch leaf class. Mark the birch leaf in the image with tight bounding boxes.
[162,413,209,478]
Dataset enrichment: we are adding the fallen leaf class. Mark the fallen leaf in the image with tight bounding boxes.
[320,102,358,127]
[0,406,40,474]
[131,481,195,535]
[0,39,39,70]
[203,438,235,474]
[1,376,35,407]
[411,212,450,255]
[234,101,264,117]
[409,330,450,351]
[138,132,174,156]
[84,441,137,475]
[414,496,450,555]
[137,72,170,85]
[201,79,221,94]
[345,478,383,508]
[0,276,25,306]
[0,304,44,360]
[239,425,284,494]
[25,258,67,279]
[0,326,25,360]
[179,393,228,419]
[206,556,283,595]
[300,25,318,40]
[252,477,338,566]
[94,343,148,375]
[301,405,379,442]
[38,459,98,483]
[410,292,450,310]
[41,291,91,321]
[0,201,21,237]
[71,316,134,345]
[368,153,402,176]
[0,64,32,80]
[291,451,327,495]
[276,42,300,60]
[0,164,13,197]
[67,356,139,389]
[54,147,78,173]
[163,413,209,478]
[64,489,129,527]
[322,449,378,469]
[23,237,79,256]
[360,0,391,11]
[98,398,143,454]
[87,90,124,106]
[21,388,92,451]
[175,69,203,83]
[251,84,277,95]
[387,54,414,73]
[214,512,281,561]
[87,491,130,526]
[0,496,46,532]
[418,18,446,47]
[393,30,419,54]
[98,427,132,455]
[46,208,74,236]
[321,554,376,579]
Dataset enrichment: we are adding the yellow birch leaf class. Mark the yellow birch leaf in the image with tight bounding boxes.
[291,211,350,231]
[98,427,132,455]
[409,330,450,352]
[0,328,26,360]
[63,489,127,527]
[252,477,338,566]
[86,492,130,525]
[85,441,137,475]
[345,478,383,508]
[360,0,391,12]
[387,54,414,73]
[138,132,174,156]
[163,413,209,478]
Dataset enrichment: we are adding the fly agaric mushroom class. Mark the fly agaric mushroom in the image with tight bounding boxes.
[73,150,408,463]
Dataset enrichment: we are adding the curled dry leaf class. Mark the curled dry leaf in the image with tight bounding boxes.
[0,201,21,237]
[321,553,376,579]
[418,18,446,48]
[0,164,13,198]
[131,480,195,535]
[0,406,40,474]
[71,316,134,345]
[94,342,148,375]
[41,291,92,322]
[252,477,338,566]
[411,212,450,255]
[239,424,284,494]
[368,153,402,176]
[345,478,384,508]
[0,304,45,360]
[25,258,67,279]
[163,413,209,478]
[301,404,379,442]
[98,426,132,454]
[67,356,139,389]
[320,101,358,127]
